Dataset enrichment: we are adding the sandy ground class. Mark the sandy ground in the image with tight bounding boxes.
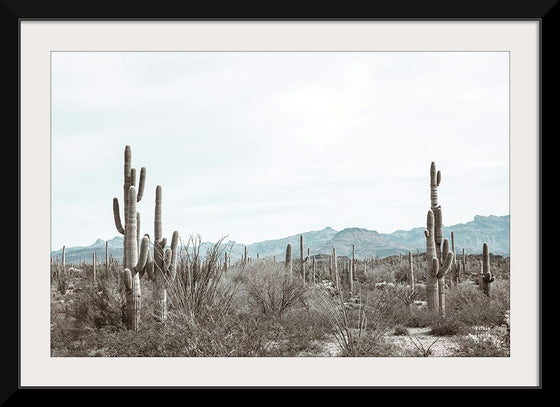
[386,327,459,357]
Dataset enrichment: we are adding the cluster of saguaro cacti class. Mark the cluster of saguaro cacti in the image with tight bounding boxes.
[480,242,494,296]
[112,146,180,330]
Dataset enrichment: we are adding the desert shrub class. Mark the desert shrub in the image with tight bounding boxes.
[309,282,402,356]
[343,336,402,357]
[245,262,308,316]
[51,262,69,295]
[70,275,126,330]
[403,307,437,328]
[394,325,409,336]
[452,329,510,357]
[444,280,510,328]
[363,264,395,287]
[406,336,441,357]
[429,315,467,336]
[413,283,427,301]
[392,263,410,284]
[167,235,238,323]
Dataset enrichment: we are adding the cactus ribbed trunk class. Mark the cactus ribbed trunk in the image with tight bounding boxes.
[430,162,443,263]
[408,250,414,290]
[300,235,305,281]
[92,252,97,282]
[350,244,355,293]
[312,257,316,283]
[437,238,454,317]
[153,185,166,321]
[425,210,438,313]
[124,268,141,332]
[481,242,494,296]
[285,244,292,278]
[60,246,65,279]
[124,186,141,331]
[105,241,109,275]
[332,248,339,292]
[112,146,151,331]
[151,186,179,322]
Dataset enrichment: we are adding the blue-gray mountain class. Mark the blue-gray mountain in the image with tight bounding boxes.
[51,214,509,264]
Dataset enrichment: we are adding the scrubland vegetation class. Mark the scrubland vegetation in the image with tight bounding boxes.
[50,147,510,357]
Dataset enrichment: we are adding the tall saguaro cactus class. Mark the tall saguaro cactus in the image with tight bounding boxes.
[113,145,146,265]
[111,146,151,331]
[148,185,179,322]
[121,185,151,331]
[430,162,444,262]
[481,242,495,296]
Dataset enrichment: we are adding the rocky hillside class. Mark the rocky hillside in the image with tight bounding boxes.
[51,214,509,264]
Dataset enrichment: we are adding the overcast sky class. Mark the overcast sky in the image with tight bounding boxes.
[51,51,509,251]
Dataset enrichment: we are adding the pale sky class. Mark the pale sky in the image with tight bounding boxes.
[51,51,509,251]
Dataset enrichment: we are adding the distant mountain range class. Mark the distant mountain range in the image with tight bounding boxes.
[51,214,509,264]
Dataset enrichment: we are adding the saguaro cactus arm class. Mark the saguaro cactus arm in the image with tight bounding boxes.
[136,167,146,202]
[113,198,125,234]
[166,230,179,280]
[135,235,150,274]
[437,250,455,279]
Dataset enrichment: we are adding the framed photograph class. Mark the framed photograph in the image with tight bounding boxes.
[15,10,545,392]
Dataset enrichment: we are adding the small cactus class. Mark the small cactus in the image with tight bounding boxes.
[350,244,355,293]
[285,244,292,278]
[408,250,414,290]
[332,247,340,292]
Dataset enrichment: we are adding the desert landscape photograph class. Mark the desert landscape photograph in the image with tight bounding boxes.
[49,51,510,358]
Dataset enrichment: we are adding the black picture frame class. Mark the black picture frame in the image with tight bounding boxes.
[10,0,551,398]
